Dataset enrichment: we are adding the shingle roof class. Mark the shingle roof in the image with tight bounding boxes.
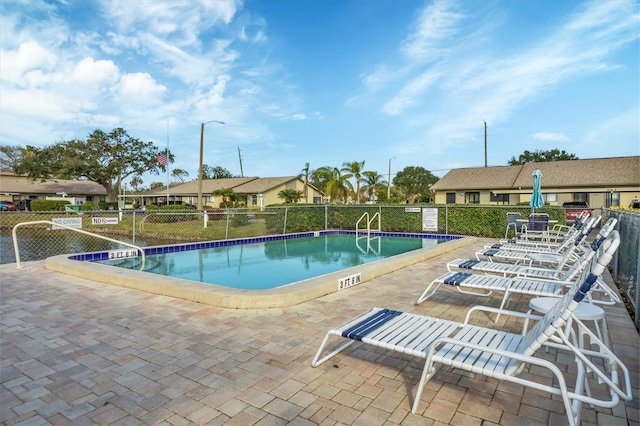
[430,156,640,191]
[232,176,301,193]
[0,173,107,196]
[144,177,259,195]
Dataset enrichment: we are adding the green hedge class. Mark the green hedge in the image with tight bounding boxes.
[143,204,201,223]
[30,200,71,211]
[264,204,567,238]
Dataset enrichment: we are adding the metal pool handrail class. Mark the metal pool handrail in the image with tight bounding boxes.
[12,220,146,270]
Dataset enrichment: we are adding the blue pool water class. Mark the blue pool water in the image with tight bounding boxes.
[93,233,445,290]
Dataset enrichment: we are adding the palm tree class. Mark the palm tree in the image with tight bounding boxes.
[361,171,388,203]
[310,166,333,195]
[341,160,365,203]
[277,189,304,203]
[299,162,310,203]
[212,188,239,208]
[325,167,353,203]
[171,168,189,182]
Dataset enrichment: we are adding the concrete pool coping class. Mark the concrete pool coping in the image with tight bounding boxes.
[45,235,477,309]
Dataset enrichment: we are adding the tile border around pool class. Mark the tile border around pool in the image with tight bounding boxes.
[46,233,477,309]
[67,231,461,262]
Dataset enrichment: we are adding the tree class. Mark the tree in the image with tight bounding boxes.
[277,189,304,203]
[202,164,234,179]
[129,175,144,191]
[171,168,189,182]
[299,162,310,203]
[393,166,439,203]
[212,188,240,207]
[149,181,165,190]
[508,149,578,165]
[16,128,169,202]
[0,145,25,173]
[310,166,334,194]
[341,160,365,203]
[361,171,388,203]
[323,167,353,203]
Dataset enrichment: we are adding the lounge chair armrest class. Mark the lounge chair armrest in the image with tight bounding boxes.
[464,305,542,325]
[515,266,564,278]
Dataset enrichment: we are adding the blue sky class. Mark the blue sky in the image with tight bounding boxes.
[1,0,638,187]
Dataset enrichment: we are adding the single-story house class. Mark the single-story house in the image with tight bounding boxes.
[429,156,640,208]
[0,172,107,205]
[137,176,324,208]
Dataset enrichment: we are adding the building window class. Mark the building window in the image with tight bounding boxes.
[490,193,509,204]
[446,193,456,204]
[543,193,557,203]
[573,193,588,203]
[467,192,480,204]
[251,194,257,205]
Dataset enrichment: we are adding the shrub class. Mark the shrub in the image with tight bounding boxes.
[30,200,70,211]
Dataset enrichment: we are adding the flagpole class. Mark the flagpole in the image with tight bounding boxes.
[166,119,170,205]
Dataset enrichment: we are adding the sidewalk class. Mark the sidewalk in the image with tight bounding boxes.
[1,239,638,425]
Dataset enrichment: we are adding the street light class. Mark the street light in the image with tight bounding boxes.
[197,120,225,210]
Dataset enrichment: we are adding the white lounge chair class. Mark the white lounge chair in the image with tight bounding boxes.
[486,216,598,254]
[312,250,631,425]
[416,231,620,317]
[450,218,615,279]
[499,211,590,246]
[474,218,599,268]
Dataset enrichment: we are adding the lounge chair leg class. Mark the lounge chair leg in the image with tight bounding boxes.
[311,333,356,367]
[416,281,442,305]
[412,357,437,414]
[494,289,512,323]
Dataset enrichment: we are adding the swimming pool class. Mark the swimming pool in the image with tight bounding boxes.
[45,231,475,309]
[94,233,435,290]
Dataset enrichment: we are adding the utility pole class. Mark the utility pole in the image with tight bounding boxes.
[238,146,244,177]
[484,121,488,167]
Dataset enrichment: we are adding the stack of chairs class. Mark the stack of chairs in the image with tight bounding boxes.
[311,216,631,425]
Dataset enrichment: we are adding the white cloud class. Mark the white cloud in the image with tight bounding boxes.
[582,106,640,154]
[382,70,440,115]
[358,0,639,161]
[73,57,119,85]
[0,41,57,84]
[118,72,167,100]
[531,132,570,142]
[99,0,239,45]
[400,0,465,62]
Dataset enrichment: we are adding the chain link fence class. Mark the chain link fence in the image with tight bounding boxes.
[602,208,639,330]
[3,204,636,328]
[0,204,588,262]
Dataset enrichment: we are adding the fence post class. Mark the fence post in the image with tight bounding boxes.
[132,210,136,244]
[445,205,449,235]
[325,204,328,230]
[203,210,208,228]
[283,206,288,234]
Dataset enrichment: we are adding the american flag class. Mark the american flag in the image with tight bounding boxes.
[157,150,168,166]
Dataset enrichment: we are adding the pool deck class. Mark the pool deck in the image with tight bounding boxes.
[1,239,638,425]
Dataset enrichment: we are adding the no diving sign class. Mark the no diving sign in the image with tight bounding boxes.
[92,217,119,225]
[52,217,82,230]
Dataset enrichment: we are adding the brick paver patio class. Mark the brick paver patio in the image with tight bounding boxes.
[1,239,638,425]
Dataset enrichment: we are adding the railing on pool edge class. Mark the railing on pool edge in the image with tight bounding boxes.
[12,220,146,270]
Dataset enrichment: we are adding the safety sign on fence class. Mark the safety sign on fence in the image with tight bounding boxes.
[52,217,82,230]
[91,217,119,225]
